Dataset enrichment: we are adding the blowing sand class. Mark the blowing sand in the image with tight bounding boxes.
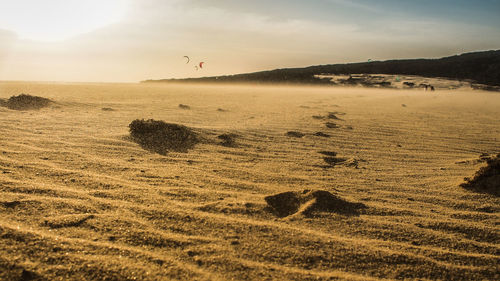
[0,81,499,280]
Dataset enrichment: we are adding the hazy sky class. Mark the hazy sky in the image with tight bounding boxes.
[1,0,499,82]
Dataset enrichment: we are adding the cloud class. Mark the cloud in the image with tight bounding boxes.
[1,0,499,82]
[0,0,131,41]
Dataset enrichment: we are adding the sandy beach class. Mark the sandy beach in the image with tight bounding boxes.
[0,81,498,280]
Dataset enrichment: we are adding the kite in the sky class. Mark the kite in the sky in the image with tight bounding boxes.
[183,56,190,64]
[199,62,205,69]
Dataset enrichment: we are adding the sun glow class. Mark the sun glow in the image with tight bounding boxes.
[0,0,130,42]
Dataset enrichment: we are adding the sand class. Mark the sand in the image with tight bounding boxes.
[0,81,499,280]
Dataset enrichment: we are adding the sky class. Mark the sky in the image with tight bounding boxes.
[0,0,499,82]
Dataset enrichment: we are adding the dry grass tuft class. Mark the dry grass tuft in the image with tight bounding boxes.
[129,119,199,154]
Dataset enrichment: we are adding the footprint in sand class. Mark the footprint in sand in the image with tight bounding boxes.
[265,189,366,218]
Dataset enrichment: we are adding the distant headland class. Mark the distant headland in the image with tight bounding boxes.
[143,50,500,88]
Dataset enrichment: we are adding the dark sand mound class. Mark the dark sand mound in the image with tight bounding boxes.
[0,200,22,208]
[460,153,500,196]
[313,132,330,137]
[319,151,337,157]
[327,112,343,120]
[313,112,344,120]
[286,131,305,138]
[129,119,199,154]
[325,122,340,129]
[322,155,361,168]
[217,133,237,147]
[323,157,349,165]
[1,94,52,110]
[265,189,366,218]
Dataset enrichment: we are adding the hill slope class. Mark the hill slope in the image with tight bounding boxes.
[144,50,500,86]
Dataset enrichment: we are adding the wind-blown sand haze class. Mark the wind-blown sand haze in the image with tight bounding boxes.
[0,81,499,280]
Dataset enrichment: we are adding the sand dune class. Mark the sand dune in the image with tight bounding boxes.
[0,81,499,280]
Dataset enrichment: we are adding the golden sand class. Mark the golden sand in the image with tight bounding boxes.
[0,81,499,280]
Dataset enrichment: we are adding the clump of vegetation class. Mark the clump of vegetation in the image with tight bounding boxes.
[129,119,199,154]
[1,94,52,110]
[460,154,500,196]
